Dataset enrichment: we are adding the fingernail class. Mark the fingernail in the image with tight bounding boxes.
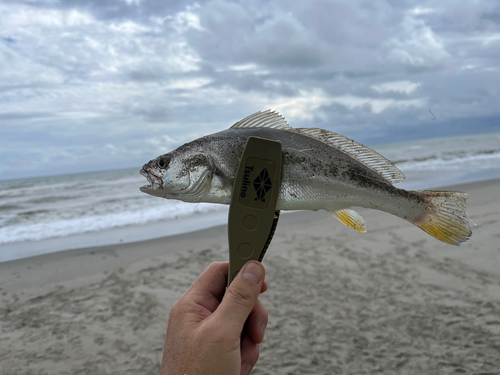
[260,323,267,337]
[242,262,263,285]
[244,363,252,375]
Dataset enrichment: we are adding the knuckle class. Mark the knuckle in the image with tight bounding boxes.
[247,343,260,368]
[256,300,268,317]
[225,285,256,307]
[169,299,183,319]
[208,261,220,270]
[208,261,224,271]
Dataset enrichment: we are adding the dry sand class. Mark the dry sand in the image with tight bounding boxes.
[1,179,499,374]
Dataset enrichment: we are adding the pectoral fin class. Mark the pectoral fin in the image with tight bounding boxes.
[330,208,366,233]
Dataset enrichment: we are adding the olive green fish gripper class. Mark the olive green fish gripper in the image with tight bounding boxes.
[227,137,282,286]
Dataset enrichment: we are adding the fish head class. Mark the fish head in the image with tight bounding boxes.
[140,148,214,202]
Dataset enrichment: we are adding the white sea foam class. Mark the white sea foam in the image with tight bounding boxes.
[0,168,226,246]
[0,201,224,244]
[373,132,500,189]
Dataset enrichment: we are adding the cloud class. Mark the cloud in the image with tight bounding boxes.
[386,10,451,71]
[1,0,499,179]
[188,1,329,69]
[131,106,170,123]
[371,81,418,95]
[0,112,52,121]
[3,0,193,22]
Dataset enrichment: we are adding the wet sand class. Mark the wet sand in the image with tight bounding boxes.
[1,179,499,374]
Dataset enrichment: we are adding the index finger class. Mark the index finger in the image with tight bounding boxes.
[184,261,229,313]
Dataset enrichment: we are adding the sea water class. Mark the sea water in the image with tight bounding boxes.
[1,132,499,262]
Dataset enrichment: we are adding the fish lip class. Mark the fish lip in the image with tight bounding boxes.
[140,167,163,191]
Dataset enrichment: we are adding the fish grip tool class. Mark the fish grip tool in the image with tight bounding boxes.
[227,137,282,286]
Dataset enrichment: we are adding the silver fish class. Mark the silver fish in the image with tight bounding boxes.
[140,110,471,245]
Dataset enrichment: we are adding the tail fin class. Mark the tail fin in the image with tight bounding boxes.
[412,191,472,246]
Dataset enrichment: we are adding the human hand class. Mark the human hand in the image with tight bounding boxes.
[160,261,268,375]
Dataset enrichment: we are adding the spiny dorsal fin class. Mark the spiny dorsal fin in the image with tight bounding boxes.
[330,208,367,233]
[295,128,405,184]
[231,109,291,130]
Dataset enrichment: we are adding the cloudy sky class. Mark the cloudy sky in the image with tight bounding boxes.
[1,0,500,179]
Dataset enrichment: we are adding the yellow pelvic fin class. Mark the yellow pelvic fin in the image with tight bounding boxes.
[330,208,366,233]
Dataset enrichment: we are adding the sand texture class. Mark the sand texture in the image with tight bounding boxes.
[1,179,500,374]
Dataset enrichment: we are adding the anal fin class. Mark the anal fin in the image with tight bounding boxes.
[330,208,366,233]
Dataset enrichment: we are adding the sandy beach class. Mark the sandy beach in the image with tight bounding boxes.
[1,179,499,374]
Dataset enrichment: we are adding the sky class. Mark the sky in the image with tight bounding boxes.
[1,0,500,180]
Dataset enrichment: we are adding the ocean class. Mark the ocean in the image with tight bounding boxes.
[1,132,500,262]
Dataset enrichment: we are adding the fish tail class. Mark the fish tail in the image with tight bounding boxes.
[412,190,472,245]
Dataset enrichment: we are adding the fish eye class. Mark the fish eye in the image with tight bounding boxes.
[157,155,171,169]
[158,158,166,168]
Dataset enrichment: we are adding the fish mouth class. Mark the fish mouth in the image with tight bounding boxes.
[140,167,163,191]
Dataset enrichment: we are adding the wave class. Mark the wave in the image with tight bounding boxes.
[394,148,500,171]
[0,202,225,245]
[393,148,500,165]
[26,196,78,204]
[0,204,23,211]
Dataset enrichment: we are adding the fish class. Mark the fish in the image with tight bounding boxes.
[140,110,472,245]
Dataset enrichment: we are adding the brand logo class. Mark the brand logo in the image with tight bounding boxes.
[240,165,253,198]
[253,168,272,202]
[239,166,272,202]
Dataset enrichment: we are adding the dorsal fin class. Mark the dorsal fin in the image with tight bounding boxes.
[231,109,291,130]
[295,128,405,184]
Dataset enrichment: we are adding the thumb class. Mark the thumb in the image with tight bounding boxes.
[213,261,265,332]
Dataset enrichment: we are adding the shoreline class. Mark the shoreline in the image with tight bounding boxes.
[1,177,499,373]
[1,177,498,265]
[0,208,230,263]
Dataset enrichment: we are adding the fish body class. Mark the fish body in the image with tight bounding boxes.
[140,110,471,245]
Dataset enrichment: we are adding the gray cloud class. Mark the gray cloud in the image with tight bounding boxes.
[126,68,169,83]
[188,1,329,69]
[0,0,499,179]
[2,0,192,22]
[0,112,51,121]
[131,106,170,123]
